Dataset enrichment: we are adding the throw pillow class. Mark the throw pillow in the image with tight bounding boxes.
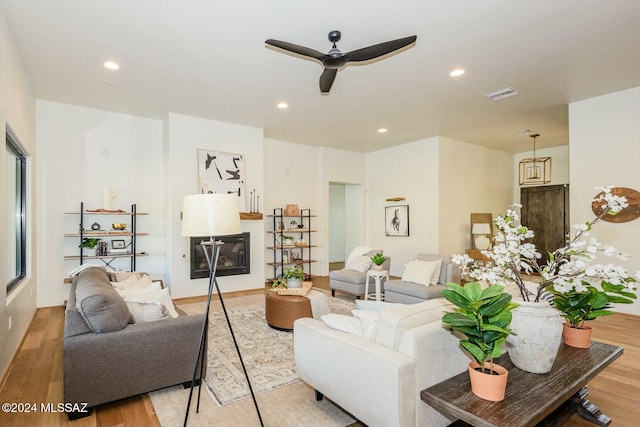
[374,299,447,350]
[114,281,162,297]
[126,301,166,323]
[401,259,441,286]
[75,281,132,332]
[429,260,442,286]
[111,271,142,282]
[345,255,373,273]
[351,309,381,339]
[321,313,363,336]
[123,287,180,318]
[355,300,402,312]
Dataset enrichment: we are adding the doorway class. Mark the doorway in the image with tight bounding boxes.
[329,182,364,271]
[520,184,569,265]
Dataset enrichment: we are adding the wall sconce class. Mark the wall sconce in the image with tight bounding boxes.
[472,223,491,250]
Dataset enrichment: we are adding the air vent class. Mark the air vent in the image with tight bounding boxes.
[485,87,520,101]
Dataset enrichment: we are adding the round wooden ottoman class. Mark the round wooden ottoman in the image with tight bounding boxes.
[265,291,313,331]
[265,289,330,331]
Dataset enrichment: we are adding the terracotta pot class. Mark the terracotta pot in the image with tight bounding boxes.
[562,323,592,348]
[374,265,383,271]
[468,361,508,401]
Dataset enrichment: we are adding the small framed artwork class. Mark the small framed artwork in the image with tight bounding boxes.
[385,205,409,237]
[111,239,126,250]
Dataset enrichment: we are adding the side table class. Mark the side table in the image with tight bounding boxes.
[365,269,389,301]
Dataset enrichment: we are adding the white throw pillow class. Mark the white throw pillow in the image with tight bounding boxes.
[123,287,180,318]
[115,281,162,296]
[355,300,402,312]
[345,255,373,273]
[126,301,166,323]
[352,309,381,339]
[429,260,442,285]
[374,299,447,350]
[321,314,363,336]
[402,259,441,286]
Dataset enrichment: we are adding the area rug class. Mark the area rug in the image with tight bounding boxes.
[149,292,357,427]
[177,292,356,406]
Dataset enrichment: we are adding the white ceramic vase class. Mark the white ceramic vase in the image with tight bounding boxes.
[505,300,563,374]
[286,278,303,288]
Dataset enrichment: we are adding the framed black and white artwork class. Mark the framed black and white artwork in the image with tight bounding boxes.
[197,149,246,211]
[385,205,409,237]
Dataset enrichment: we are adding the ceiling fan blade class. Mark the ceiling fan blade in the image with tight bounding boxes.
[344,35,417,63]
[265,39,327,61]
[319,69,338,93]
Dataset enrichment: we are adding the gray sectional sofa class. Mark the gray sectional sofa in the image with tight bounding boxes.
[63,267,205,419]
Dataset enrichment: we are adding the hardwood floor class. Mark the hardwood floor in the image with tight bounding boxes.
[1,277,639,426]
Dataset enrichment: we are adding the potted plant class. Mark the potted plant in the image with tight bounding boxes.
[265,276,287,294]
[547,281,636,348]
[453,186,639,366]
[281,235,295,246]
[441,281,517,401]
[283,265,305,288]
[80,237,101,256]
[370,252,387,271]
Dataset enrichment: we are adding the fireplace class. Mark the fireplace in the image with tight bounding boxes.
[190,232,250,279]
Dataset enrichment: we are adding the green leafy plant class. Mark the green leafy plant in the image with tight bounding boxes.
[370,252,387,266]
[283,265,305,280]
[265,277,287,294]
[80,238,101,249]
[546,281,636,329]
[441,282,518,374]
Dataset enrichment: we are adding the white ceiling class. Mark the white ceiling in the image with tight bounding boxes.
[3,0,640,153]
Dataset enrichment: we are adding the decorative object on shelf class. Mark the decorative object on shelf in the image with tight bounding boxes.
[519,133,552,186]
[249,189,260,213]
[197,149,247,212]
[284,204,299,216]
[471,223,491,250]
[111,239,126,250]
[80,237,101,255]
[295,239,307,247]
[385,205,409,237]
[453,186,638,355]
[91,222,101,230]
[281,235,295,246]
[282,265,305,288]
[96,241,108,256]
[112,223,126,230]
[102,185,117,210]
[370,252,387,271]
[181,193,262,427]
[290,220,297,229]
[277,221,284,231]
[591,187,640,223]
[291,251,301,260]
[440,282,517,401]
[297,224,304,229]
[385,197,405,202]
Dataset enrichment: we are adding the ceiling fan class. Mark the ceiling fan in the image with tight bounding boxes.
[265,30,417,94]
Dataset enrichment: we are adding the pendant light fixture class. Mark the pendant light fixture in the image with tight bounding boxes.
[519,133,552,185]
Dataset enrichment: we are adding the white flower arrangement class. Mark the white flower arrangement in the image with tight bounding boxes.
[453,186,638,314]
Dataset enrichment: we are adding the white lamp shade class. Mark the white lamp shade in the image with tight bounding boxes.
[182,194,242,237]
[472,223,491,235]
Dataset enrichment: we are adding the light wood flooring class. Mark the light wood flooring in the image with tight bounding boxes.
[1,277,639,427]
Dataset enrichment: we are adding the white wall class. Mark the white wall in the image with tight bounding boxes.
[365,137,440,276]
[36,100,165,306]
[439,137,514,257]
[569,86,640,315]
[0,4,37,381]
[168,113,265,297]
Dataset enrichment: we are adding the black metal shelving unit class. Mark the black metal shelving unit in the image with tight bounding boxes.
[266,208,316,281]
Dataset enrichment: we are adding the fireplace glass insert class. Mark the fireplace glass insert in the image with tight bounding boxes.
[190,232,250,279]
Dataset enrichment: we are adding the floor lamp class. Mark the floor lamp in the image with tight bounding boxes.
[181,194,263,427]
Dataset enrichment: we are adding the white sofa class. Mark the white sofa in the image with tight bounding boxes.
[293,299,470,427]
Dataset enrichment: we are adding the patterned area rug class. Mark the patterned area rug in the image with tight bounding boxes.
[178,292,356,406]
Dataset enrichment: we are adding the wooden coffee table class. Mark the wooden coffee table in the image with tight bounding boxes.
[421,341,622,427]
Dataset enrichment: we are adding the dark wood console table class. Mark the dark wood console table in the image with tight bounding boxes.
[421,341,622,427]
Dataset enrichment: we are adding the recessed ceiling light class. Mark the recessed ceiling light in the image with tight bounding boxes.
[378,128,387,133]
[277,102,288,109]
[450,68,465,77]
[103,61,119,70]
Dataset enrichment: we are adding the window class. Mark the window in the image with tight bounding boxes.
[5,131,27,293]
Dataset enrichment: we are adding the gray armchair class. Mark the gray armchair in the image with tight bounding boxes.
[330,249,391,299]
[384,254,461,304]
